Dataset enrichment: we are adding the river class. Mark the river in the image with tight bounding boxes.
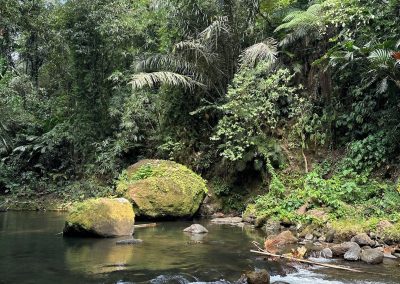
[0,212,399,283]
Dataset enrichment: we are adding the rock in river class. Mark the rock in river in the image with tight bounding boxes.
[116,238,143,245]
[331,242,358,257]
[211,217,243,225]
[63,198,135,238]
[344,243,361,261]
[117,160,207,219]
[361,248,384,264]
[243,269,270,284]
[183,224,208,234]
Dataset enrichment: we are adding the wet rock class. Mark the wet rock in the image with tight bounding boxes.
[212,212,225,218]
[360,248,384,264]
[116,239,143,245]
[344,243,361,261]
[330,242,358,256]
[183,224,208,234]
[321,248,333,258]
[63,198,135,238]
[351,233,375,247]
[264,231,298,253]
[211,217,243,225]
[244,269,270,284]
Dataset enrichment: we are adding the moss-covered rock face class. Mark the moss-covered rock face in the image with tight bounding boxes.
[117,159,207,219]
[63,198,135,237]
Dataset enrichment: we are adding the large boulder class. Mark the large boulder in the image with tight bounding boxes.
[331,242,358,257]
[360,248,384,264]
[63,198,135,237]
[117,160,207,219]
[351,233,375,247]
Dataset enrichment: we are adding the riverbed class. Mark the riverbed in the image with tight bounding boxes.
[0,212,399,283]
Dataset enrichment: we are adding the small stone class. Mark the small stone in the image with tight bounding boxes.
[183,224,208,234]
[344,243,361,261]
[351,233,375,247]
[318,236,326,242]
[305,233,314,241]
[321,248,333,258]
[361,248,384,264]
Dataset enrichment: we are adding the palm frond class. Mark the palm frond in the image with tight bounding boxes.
[135,54,199,76]
[240,38,278,68]
[173,41,218,64]
[199,16,230,42]
[129,71,205,91]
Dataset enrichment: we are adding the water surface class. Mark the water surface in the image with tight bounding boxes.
[0,212,399,283]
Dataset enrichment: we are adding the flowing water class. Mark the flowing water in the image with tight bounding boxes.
[0,212,399,284]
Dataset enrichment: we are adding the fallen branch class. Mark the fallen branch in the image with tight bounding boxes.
[250,249,363,273]
[251,241,392,276]
[134,223,157,228]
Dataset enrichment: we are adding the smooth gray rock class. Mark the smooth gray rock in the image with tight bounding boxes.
[183,224,209,234]
[344,243,361,261]
[116,239,143,245]
[331,242,358,256]
[321,248,333,258]
[360,248,384,264]
[351,233,375,247]
[211,217,243,224]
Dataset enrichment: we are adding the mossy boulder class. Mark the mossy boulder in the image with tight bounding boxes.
[63,198,135,237]
[117,159,207,219]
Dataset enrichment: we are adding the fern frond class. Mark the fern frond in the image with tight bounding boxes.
[368,49,392,67]
[129,71,205,91]
[240,38,278,68]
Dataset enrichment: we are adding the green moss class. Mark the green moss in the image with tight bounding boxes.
[66,198,134,230]
[116,160,207,218]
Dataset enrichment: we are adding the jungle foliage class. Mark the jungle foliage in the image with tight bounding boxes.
[1,0,400,210]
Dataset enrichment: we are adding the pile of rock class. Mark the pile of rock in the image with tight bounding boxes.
[328,233,385,264]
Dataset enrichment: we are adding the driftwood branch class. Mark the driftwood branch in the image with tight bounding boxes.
[250,249,363,273]
[134,223,157,228]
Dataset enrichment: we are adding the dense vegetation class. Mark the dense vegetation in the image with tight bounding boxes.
[1,0,400,230]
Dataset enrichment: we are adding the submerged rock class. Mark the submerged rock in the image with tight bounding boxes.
[183,224,208,234]
[361,248,384,264]
[116,238,143,245]
[243,269,270,284]
[117,160,207,219]
[63,198,135,238]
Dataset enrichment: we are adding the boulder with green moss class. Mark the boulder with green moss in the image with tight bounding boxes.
[117,159,207,219]
[63,198,135,237]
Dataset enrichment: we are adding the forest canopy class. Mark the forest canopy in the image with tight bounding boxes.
[1,0,400,213]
